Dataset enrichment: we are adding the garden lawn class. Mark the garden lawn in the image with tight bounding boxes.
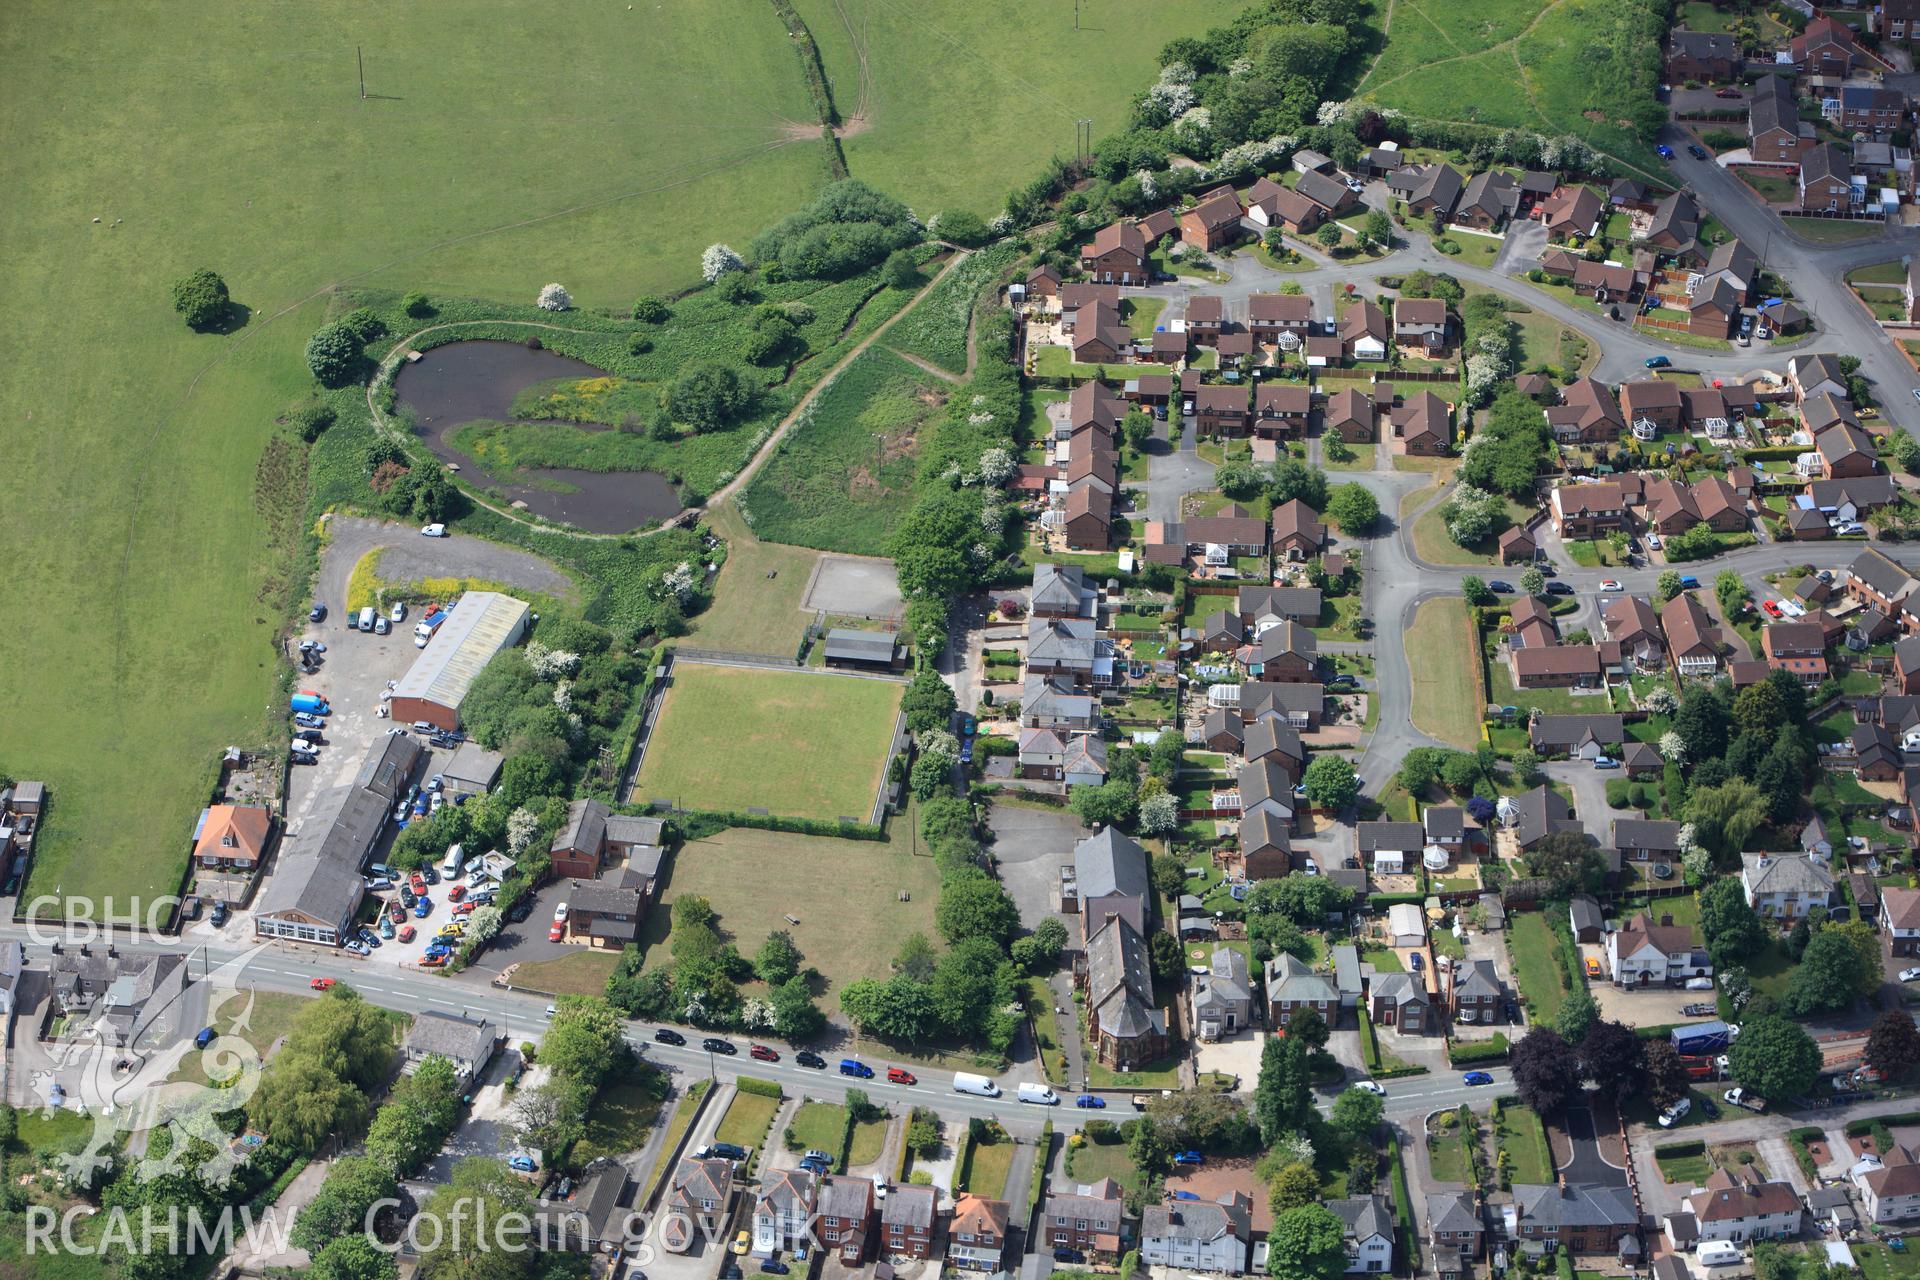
[170,991,314,1088]
[577,1066,670,1163]
[0,0,844,916]
[1409,486,1531,565]
[1407,598,1483,749]
[1066,1139,1145,1195]
[1495,1102,1555,1183]
[1855,1242,1920,1280]
[1508,910,1573,1025]
[1786,218,1889,244]
[961,1133,1017,1197]
[634,664,902,820]
[741,348,941,554]
[638,826,941,1004]
[797,0,1252,216]
[1656,1143,1712,1184]
[715,1088,784,1153]
[1425,1112,1478,1184]
[787,1101,852,1166]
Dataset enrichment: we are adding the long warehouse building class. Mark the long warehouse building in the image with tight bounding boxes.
[389,590,532,731]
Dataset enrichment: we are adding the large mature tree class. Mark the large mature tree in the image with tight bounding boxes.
[1554,989,1598,1045]
[1521,830,1607,897]
[1577,1020,1647,1109]
[770,975,826,1042]
[1244,874,1355,929]
[1254,1033,1312,1142]
[1698,878,1766,965]
[171,268,231,330]
[901,667,958,733]
[366,1055,463,1175]
[1726,1014,1821,1102]
[1784,929,1873,1017]
[1685,779,1768,858]
[936,876,1019,947]
[292,1156,399,1252]
[1326,483,1378,534]
[1866,1009,1920,1081]
[1269,1162,1322,1216]
[311,1236,398,1280]
[1510,1027,1581,1116]
[1146,1089,1258,1153]
[1302,754,1360,811]
[1330,1086,1385,1141]
[541,997,629,1092]
[414,1158,539,1280]
[1268,1204,1349,1280]
[1642,1039,1691,1109]
[756,930,803,985]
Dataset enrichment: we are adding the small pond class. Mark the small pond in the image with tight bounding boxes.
[393,339,682,534]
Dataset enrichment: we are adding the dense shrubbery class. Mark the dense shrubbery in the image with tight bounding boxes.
[1460,391,1552,500]
[752,179,921,280]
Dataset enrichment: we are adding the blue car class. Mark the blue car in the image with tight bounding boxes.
[760,1263,791,1276]
[309,603,327,622]
[1075,1094,1106,1109]
[1487,581,1514,594]
[1656,144,1674,159]
[507,1155,536,1173]
[838,1058,874,1079]
[1463,1071,1495,1086]
[414,898,432,918]
[1172,1150,1205,1167]
[1643,355,1671,369]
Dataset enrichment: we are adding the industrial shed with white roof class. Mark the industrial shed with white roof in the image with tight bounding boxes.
[387,591,532,731]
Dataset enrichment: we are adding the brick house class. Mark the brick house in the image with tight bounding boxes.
[1082,914,1169,1069]
[1062,485,1112,552]
[1762,621,1829,685]
[1887,0,1920,42]
[948,1195,1010,1271]
[1393,297,1450,353]
[1248,293,1313,344]
[880,1183,939,1260]
[1266,952,1338,1029]
[1666,29,1738,82]
[1792,16,1861,78]
[194,804,270,872]
[1448,958,1505,1025]
[1271,499,1325,560]
[1080,220,1149,284]
[1194,384,1250,437]
[1800,144,1854,212]
[1548,377,1624,443]
[816,1175,877,1263]
[1620,378,1683,433]
[1748,76,1803,165]
[1393,391,1452,455]
[1182,188,1244,252]
[1324,386,1376,442]
[1246,177,1324,234]
[1510,1184,1641,1257]
[1341,300,1390,361]
[1045,1180,1131,1262]
[1254,383,1312,438]
[1839,86,1908,139]
[1368,972,1429,1033]
[1540,184,1603,241]
[1883,886,1920,957]
[1550,481,1628,538]
[1428,1191,1486,1261]
[549,799,665,882]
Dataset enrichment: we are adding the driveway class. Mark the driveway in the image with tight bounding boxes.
[1541,761,1621,829]
[1557,1103,1629,1187]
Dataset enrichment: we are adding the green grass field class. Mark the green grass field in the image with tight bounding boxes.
[634,663,901,820]
[0,0,841,913]
[1356,0,1668,175]
[886,242,1021,374]
[640,825,942,1002]
[1407,597,1482,749]
[741,348,942,554]
[796,0,1250,216]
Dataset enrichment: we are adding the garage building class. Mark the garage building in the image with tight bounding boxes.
[388,591,532,731]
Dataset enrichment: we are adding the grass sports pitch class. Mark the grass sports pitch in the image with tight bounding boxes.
[633,663,902,821]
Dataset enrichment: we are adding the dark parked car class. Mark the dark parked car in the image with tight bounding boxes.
[796,1051,827,1069]
[210,901,230,927]
[309,603,327,622]
[1488,581,1515,594]
[702,1038,739,1056]
[653,1028,686,1046]
[1545,582,1575,596]
[506,900,533,924]
[1687,143,1709,160]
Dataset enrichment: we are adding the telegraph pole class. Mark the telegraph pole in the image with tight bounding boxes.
[357,46,366,100]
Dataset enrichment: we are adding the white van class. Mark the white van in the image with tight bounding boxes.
[1017,1082,1059,1106]
[952,1072,1001,1098]
[441,843,466,878]
[358,606,376,632]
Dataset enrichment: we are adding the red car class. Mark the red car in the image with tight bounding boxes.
[409,872,427,895]
[549,921,566,942]
[397,925,416,943]
[1715,87,1742,98]
[388,901,407,924]
[310,977,336,991]
[750,1044,780,1062]
[887,1067,917,1085]
[1762,600,1783,618]
[449,884,467,903]
[419,954,446,968]
[453,901,476,916]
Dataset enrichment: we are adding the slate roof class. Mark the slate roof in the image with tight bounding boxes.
[1074,827,1150,900]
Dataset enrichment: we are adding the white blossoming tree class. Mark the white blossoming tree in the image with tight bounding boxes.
[1644,686,1678,715]
[536,283,573,312]
[1138,792,1180,836]
[506,807,541,856]
[977,447,1015,486]
[523,640,580,680]
[662,561,698,602]
[467,905,503,944]
[1659,731,1687,763]
[701,243,746,282]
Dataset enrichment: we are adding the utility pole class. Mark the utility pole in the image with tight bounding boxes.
[357,46,366,100]
[1074,0,1080,29]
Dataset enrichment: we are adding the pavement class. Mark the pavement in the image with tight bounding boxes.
[316,513,576,614]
